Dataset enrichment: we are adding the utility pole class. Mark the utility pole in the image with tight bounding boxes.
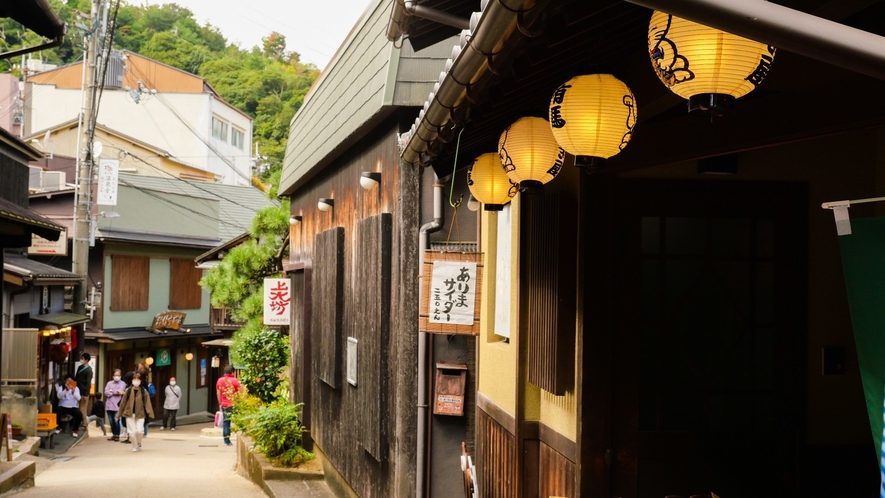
[72,0,101,330]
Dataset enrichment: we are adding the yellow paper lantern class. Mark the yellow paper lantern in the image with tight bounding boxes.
[648,10,776,115]
[498,117,565,193]
[467,153,516,211]
[549,74,637,162]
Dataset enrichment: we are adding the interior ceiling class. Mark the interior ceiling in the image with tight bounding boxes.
[402,0,885,178]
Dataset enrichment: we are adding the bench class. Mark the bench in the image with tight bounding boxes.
[58,415,73,434]
[36,429,55,449]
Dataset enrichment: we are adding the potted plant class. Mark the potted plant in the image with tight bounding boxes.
[10,424,22,437]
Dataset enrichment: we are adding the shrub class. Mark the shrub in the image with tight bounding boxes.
[239,400,314,467]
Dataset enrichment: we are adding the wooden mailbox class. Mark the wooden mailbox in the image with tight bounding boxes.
[434,362,468,416]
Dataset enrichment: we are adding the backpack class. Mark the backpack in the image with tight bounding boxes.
[147,382,156,396]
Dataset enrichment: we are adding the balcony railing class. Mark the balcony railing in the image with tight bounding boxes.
[210,307,245,331]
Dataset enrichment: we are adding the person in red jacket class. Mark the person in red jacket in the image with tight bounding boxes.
[215,366,241,446]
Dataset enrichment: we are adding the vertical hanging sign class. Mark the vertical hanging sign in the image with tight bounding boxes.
[97,158,119,206]
[419,251,483,335]
[264,278,291,325]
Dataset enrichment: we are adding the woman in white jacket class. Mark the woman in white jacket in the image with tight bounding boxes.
[161,377,182,431]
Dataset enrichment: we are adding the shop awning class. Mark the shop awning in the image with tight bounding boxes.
[200,338,233,347]
[30,312,90,327]
[88,324,221,343]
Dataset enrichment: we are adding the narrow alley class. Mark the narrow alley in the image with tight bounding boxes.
[15,423,264,498]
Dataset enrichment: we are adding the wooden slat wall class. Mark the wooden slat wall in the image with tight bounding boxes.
[288,117,419,497]
[110,254,150,311]
[169,258,202,309]
[356,213,392,461]
[522,192,577,395]
[312,227,344,388]
[540,442,577,498]
[478,408,517,498]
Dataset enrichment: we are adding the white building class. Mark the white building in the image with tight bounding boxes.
[24,51,253,186]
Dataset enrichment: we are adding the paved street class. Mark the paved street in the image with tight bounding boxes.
[15,422,265,498]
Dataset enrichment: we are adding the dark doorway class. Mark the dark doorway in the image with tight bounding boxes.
[609,180,807,498]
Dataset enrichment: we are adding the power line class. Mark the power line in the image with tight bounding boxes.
[117,176,245,232]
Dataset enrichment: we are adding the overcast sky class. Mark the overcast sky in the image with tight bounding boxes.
[166,0,376,69]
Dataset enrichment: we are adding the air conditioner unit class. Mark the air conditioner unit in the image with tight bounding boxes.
[41,171,65,191]
[28,166,43,189]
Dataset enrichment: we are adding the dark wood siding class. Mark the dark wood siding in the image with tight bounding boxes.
[289,116,420,497]
[110,254,149,311]
[356,213,392,461]
[312,227,344,388]
[477,407,517,498]
[540,441,576,498]
[522,192,577,395]
[169,257,202,309]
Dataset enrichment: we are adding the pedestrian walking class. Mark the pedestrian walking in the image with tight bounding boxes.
[86,392,107,436]
[75,353,93,428]
[215,366,241,446]
[104,369,126,441]
[162,377,181,431]
[55,375,82,438]
[117,372,154,452]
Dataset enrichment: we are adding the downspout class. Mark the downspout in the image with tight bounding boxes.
[625,0,885,81]
[417,178,444,498]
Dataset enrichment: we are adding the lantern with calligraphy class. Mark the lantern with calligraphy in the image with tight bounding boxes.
[549,74,636,167]
[498,117,565,194]
[648,10,775,116]
[467,153,517,211]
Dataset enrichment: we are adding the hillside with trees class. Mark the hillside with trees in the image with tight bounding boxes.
[0,1,318,178]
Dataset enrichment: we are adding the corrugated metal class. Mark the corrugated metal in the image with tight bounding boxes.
[2,329,37,383]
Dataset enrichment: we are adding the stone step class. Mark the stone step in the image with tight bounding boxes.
[0,461,35,495]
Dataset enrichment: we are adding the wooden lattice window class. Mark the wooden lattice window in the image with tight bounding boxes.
[169,258,203,309]
[110,255,150,311]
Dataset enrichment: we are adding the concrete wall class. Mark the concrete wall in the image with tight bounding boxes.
[2,386,38,437]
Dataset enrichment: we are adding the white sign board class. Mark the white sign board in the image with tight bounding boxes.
[29,230,67,256]
[97,158,119,206]
[263,278,291,325]
[346,337,358,387]
[429,261,477,325]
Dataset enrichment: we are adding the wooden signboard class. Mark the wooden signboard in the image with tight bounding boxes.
[419,251,483,336]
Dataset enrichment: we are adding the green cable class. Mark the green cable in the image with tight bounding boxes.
[449,127,465,208]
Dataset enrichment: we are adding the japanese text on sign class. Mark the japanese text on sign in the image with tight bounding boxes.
[429,261,477,325]
[263,278,291,325]
[97,159,119,206]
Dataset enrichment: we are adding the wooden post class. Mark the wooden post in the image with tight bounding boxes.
[2,413,12,461]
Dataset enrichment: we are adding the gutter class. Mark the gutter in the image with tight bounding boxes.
[625,0,885,82]
[399,0,540,166]
[387,0,470,42]
[0,0,66,61]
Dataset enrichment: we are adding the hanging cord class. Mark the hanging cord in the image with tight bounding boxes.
[444,127,466,251]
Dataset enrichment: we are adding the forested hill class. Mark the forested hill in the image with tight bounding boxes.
[0,1,319,177]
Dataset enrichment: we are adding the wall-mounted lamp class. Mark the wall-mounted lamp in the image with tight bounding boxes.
[360,171,381,190]
[211,356,221,368]
[145,356,154,366]
[185,352,194,361]
[318,198,334,212]
[467,195,480,212]
[100,211,120,218]
[289,215,302,226]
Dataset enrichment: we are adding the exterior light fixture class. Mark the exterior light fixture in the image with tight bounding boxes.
[145,356,154,366]
[498,116,565,194]
[211,356,221,368]
[185,352,194,361]
[318,198,334,212]
[467,195,480,212]
[289,215,302,226]
[649,11,776,116]
[360,171,381,190]
[467,153,516,211]
[549,74,636,169]
[100,211,120,218]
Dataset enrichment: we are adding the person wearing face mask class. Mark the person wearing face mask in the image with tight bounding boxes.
[117,372,153,452]
[104,369,127,441]
[75,353,93,428]
[161,377,181,431]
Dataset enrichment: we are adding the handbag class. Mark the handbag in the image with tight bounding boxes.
[214,410,223,428]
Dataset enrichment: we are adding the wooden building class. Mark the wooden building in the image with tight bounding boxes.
[386,0,885,497]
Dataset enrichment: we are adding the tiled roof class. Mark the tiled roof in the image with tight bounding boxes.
[0,198,64,241]
[4,253,82,281]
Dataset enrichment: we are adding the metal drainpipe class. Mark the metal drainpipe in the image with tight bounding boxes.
[417,178,444,498]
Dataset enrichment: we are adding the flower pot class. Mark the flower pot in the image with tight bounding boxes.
[10,427,22,437]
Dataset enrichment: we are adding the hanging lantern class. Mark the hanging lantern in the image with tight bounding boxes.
[648,10,776,116]
[549,74,636,167]
[467,153,517,211]
[498,117,565,194]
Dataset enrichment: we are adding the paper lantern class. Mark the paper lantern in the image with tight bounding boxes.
[549,74,637,163]
[467,153,516,211]
[648,10,776,115]
[498,117,565,193]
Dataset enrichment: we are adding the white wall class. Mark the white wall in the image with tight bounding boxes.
[28,86,252,186]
